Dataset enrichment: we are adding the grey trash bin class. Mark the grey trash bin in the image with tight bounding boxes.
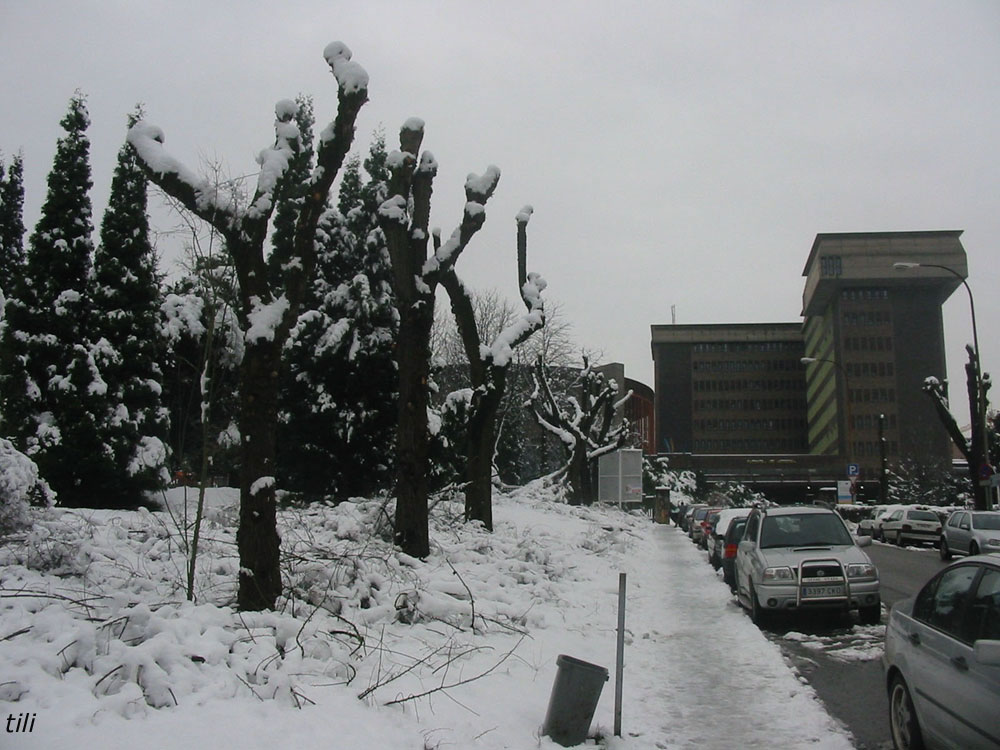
[542,654,609,747]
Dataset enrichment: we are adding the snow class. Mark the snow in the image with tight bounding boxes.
[0,484,858,749]
[245,295,290,343]
[322,41,369,96]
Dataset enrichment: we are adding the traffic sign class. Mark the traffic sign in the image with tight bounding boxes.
[847,463,860,477]
[979,463,994,480]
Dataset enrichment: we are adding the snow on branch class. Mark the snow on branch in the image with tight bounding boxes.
[323,42,369,95]
[248,100,301,220]
[127,122,241,224]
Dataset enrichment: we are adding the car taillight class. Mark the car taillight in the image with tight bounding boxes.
[723,544,738,559]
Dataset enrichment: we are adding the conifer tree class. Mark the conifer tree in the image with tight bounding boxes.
[0,93,108,506]
[279,132,398,500]
[0,152,26,295]
[89,107,170,503]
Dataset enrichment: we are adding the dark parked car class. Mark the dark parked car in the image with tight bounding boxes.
[882,553,1000,749]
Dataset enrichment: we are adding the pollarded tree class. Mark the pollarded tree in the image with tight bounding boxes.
[378,118,501,558]
[89,107,170,505]
[923,345,993,510]
[0,93,111,507]
[0,152,26,295]
[527,355,631,505]
[439,207,546,530]
[128,42,368,611]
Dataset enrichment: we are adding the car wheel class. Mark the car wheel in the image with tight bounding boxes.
[939,537,952,561]
[859,604,881,626]
[888,675,925,750]
[970,542,980,556]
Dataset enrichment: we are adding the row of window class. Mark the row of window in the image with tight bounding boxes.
[695,418,806,432]
[842,287,889,300]
[845,360,895,378]
[852,440,899,457]
[844,336,894,352]
[692,359,804,373]
[820,255,843,277]
[694,398,807,412]
[851,413,898,430]
[842,310,892,327]
[693,438,807,452]
[848,388,896,404]
[693,379,805,393]
[691,341,800,354]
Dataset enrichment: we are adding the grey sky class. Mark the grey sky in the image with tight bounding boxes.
[2,1,998,425]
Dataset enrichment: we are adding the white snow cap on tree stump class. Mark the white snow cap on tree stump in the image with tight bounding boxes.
[324,41,369,94]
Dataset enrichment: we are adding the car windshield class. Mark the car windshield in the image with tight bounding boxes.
[972,513,1000,530]
[759,513,854,548]
[908,510,939,522]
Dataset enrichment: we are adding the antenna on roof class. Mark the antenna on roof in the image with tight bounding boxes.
[671,305,677,325]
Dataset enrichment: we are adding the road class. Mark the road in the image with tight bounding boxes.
[764,541,947,749]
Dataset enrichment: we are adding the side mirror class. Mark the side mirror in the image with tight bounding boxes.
[855,536,873,548]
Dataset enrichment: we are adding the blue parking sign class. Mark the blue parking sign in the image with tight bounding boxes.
[847,463,860,477]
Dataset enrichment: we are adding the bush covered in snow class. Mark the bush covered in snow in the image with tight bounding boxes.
[0,438,54,534]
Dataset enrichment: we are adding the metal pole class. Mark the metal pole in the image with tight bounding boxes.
[614,572,626,737]
[878,413,887,503]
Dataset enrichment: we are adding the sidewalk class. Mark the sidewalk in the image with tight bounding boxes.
[609,521,856,748]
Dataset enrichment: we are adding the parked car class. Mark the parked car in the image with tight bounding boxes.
[735,505,881,625]
[880,507,942,547]
[721,516,749,592]
[882,553,1000,749]
[858,504,907,539]
[688,506,715,541]
[695,508,722,549]
[940,510,1000,560]
[708,507,753,569]
[680,504,706,533]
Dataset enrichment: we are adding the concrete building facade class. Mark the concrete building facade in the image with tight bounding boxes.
[650,230,967,497]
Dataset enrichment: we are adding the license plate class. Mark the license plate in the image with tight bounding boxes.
[802,585,844,598]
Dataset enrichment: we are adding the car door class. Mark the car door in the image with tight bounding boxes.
[954,512,973,555]
[905,564,981,748]
[883,510,903,543]
[736,511,761,604]
[950,565,1000,749]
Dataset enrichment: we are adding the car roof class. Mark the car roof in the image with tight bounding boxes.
[759,505,839,516]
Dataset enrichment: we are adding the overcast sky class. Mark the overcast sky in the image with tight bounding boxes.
[2,0,998,421]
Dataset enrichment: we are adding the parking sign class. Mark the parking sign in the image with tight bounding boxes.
[847,463,860,477]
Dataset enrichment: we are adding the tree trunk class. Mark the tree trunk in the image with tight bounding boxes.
[236,339,282,610]
[393,308,432,558]
[464,374,505,530]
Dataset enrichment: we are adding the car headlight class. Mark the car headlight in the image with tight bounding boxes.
[847,563,876,578]
[985,538,1000,548]
[762,566,795,581]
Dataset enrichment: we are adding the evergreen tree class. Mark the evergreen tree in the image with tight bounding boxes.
[0,152,26,295]
[278,131,398,501]
[89,107,170,503]
[0,93,108,507]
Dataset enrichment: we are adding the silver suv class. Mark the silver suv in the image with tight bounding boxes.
[735,505,881,625]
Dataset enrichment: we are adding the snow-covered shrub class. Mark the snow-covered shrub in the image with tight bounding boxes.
[0,438,54,534]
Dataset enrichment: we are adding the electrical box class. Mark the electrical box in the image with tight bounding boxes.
[598,448,644,505]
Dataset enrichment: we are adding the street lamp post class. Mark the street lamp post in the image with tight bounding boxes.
[801,356,858,500]
[894,261,991,509]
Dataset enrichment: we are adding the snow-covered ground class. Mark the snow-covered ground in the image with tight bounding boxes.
[0,484,866,749]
